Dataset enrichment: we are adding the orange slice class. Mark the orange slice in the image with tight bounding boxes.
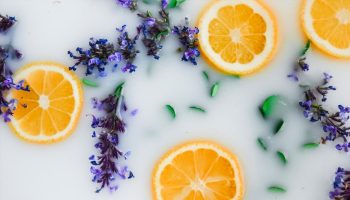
[8,61,83,144]
[197,0,278,76]
[301,0,350,58]
[152,141,244,200]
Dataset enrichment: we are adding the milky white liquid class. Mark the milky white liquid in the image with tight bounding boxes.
[1,0,350,199]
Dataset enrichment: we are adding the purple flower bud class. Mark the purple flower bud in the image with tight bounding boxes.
[122,63,136,73]
[161,0,168,9]
[108,52,122,62]
[91,115,100,128]
[144,17,156,26]
[130,109,138,116]
[323,72,333,82]
[88,58,100,66]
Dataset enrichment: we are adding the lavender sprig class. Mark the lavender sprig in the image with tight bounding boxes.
[287,40,311,81]
[0,16,28,122]
[89,83,133,193]
[329,167,350,200]
[68,26,139,77]
[115,0,137,11]
[116,25,140,73]
[297,66,350,151]
[0,15,16,33]
[172,17,200,65]
[68,38,115,76]
[137,9,170,59]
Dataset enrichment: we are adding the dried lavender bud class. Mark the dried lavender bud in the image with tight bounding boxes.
[287,41,311,82]
[89,84,133,193]
[115,0,137,11]
[68,38,117,76]
[137,9,171,59]
[0,20,28,123]
[292,43,350,152]
[172,17,200,65]
[329,167,350,200]
[0,15,16,33]
[68,26,139,77]
[116,25,140,73]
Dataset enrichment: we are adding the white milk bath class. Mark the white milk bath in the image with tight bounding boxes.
[1,0,350,199]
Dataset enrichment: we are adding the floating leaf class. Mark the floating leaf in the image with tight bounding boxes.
[273,119,284,134]
[302,142,319,149]
[210,82,220,97]
[114,82,125,98]
[165,104,176,119]
[189,106,206,113]
[230,74,240,79]
[259,95,284,119]
[257,137,268,151]
[202,71,210,82]
[300,40,311,56]
[142,0,154,4]
[268,185,286,193]
[82,78,99,87]
[146,10,153,17]
[168,0,186,8]
[156,30,169,39]
[276,151,288,165]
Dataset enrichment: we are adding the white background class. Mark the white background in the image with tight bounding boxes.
[1,0,350,199]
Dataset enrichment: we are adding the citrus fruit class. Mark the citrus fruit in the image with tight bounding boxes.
[8,61,83,144]
[152,141,244,200]
[301,0,350,58]
[197,0,278,76]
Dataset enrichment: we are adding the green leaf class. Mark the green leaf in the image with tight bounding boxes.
[300,40,311,56]
[189,106,206,113]
[114,82,125,98]
[202,71,210,82]
[146,10,153,17]
[142,0,154,4]
[230,74,240,79]
[156,30,169,40]
[276,151,288,165]
[165,104,176,119]
[268,185,286,193]
[82,78,98,87]
[176,0,186,6]
[168,0,177,8]
[273,119,284,134]
[210,82,220,97]
[168,0,186,8]
[302,142,319,149]
[259,95,282,119]
[257,137,268,151]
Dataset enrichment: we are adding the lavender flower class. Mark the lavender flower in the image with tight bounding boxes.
[89,83,133,193]
[299,76,350,150]
[115,25,140,72]
[0,15,16,33]
[329,167,350,199]
[287,40,311,81]
[293,43,350,152]
[173,18,200,65]
[0,20,28,123]
[137,10,170,59]
[68,38,116,76]
[115,0,137,11]
[68,26,139,76]
[161,0,168,9]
